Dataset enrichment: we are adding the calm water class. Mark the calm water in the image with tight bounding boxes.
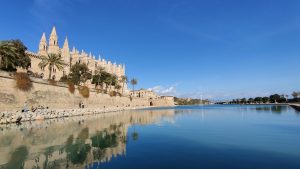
[1,105,300,169]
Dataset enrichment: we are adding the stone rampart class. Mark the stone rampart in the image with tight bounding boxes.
[0,71,174,113]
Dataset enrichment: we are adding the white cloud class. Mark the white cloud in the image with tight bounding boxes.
[147,85,177,96]
[147,86,162,93]
[161,86,175,95]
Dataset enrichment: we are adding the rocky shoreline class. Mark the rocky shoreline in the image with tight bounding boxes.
[0,106,150,125]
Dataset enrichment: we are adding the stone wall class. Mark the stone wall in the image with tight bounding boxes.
[0,71,174,112]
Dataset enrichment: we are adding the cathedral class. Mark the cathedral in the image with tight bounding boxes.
[26,26,126,84]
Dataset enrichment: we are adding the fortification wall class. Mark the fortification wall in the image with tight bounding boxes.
[0,71,174,112]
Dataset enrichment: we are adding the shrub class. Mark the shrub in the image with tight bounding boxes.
[59,75,68,82]
[48,79,57,86]
[96,89,103,94]
[79,86,90,98]
[68,82,75,94]
[15,72,32,91]
[109,91,117,97]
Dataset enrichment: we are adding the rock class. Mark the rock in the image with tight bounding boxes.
[0,118,6,124]
[35,115,44,120]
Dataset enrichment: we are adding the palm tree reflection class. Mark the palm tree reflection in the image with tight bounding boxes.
[5,146,28,169]
[65,127,91,166]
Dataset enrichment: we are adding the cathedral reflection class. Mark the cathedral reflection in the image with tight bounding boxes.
[0,109,175,169]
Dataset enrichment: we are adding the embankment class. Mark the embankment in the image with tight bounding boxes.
[0,71,174,124]
[289,103,300,111]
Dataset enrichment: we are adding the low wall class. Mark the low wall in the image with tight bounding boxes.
[0,71,174,112]
[289,103,300,111]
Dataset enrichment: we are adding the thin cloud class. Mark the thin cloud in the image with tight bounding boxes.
[148,84,178,96]
[29,0,83,28]
[160,17,227,43]
[247,19,300,41]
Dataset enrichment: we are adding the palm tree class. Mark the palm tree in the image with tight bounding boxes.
[104,74,117,92]
[0,41,17,69]
[94,66,105,88]
[0,40,30,71]
[38,53,64,80]
[130,78,138,96]
[120,75,128,95]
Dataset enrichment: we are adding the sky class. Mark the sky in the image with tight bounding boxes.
[0,0,300,100]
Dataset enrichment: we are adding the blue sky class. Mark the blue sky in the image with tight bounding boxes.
[1,0,300,100]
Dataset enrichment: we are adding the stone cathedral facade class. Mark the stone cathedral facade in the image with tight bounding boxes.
[26,26,127,90]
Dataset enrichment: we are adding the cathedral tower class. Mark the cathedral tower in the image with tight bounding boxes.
[47,26,60,54]
[61,37,70,63]
[38,33,47,56]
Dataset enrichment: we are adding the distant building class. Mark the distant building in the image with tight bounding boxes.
[161,96,175,102]
[130,89,160,99]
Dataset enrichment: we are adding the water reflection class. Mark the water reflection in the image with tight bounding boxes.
[254,105,289,114]
[0,110,175,169]
[4,146,28,169]
[1,106,299,169]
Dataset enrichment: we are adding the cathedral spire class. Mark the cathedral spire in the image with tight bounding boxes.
[50,26,57,37]
[48,26,59,54]
[38,32,47,56]
[49,26,58,46]
[62,36,70,63]
[40,32,46,42]
[63,37,69,49]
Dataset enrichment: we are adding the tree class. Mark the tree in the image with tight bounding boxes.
[0,40,30,71]
[92,71,115,92]
[120,75,128,95]
[279,94,287,103]
[38,53,64,80]
[248,98,254,104]
[69,63,90,85]
[115,84,121,93]
[92,66,105,88]
[269,94,281,103]
[292,91,300,99]
[240,98,246,104]
[231,99,236,104]
[262,97,269,103]
[254,97,262,103]
[105,74,117,92]
[130,78,138,96]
